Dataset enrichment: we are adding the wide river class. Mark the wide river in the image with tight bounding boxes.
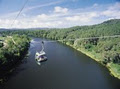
[0,38,120,89]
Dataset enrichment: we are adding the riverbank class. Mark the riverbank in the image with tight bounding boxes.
[61,42,120,79]
[0,35,31,84]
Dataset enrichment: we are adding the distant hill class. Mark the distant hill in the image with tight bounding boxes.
[1,19,120,31]
[102,19,120,25]
[0,28,49,31]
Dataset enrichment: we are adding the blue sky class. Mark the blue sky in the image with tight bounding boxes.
[0,0,120,28]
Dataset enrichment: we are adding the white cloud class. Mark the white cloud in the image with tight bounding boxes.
[0,2,120,29]
[37,14,48,21]
[54,6,68,13]
[101,2,120,19]
[65,12,98,22]
[66,15,90,22]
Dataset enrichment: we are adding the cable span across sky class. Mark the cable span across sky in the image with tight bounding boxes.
[61,35,120,41]
[10,0,29,28]
[42,35,120,42]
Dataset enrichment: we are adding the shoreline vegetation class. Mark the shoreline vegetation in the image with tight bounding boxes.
[0,19,120,79]
[0,35,30,83]
[63,42,120,79]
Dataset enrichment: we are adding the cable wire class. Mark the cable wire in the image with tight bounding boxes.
[11,0,29,28]
[40,35,120,43]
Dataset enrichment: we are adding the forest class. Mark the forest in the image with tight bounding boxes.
[0,19,120,79]
[0,35,30,82]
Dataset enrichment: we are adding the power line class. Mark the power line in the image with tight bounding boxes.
[11,0,29,28]
[60,35,120,41]
[40,35,120,43]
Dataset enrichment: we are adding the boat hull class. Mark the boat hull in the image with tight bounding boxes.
[35,43,47,65]
[35,52,47,65]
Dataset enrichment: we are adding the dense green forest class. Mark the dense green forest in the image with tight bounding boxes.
[1,19,120,79]
[0,35,30,83]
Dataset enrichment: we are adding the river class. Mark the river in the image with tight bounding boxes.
[0,38,120,89]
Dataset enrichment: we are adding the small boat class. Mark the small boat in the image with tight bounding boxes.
[35,41,47,65]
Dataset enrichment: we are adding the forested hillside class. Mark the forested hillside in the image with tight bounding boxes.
[0,35,30,83]
[1,19,120,79]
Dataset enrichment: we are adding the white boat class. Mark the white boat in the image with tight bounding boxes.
[35,41,47,65]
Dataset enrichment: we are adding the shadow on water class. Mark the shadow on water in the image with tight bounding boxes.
[0,54,29,86]
[36,61,48,68]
